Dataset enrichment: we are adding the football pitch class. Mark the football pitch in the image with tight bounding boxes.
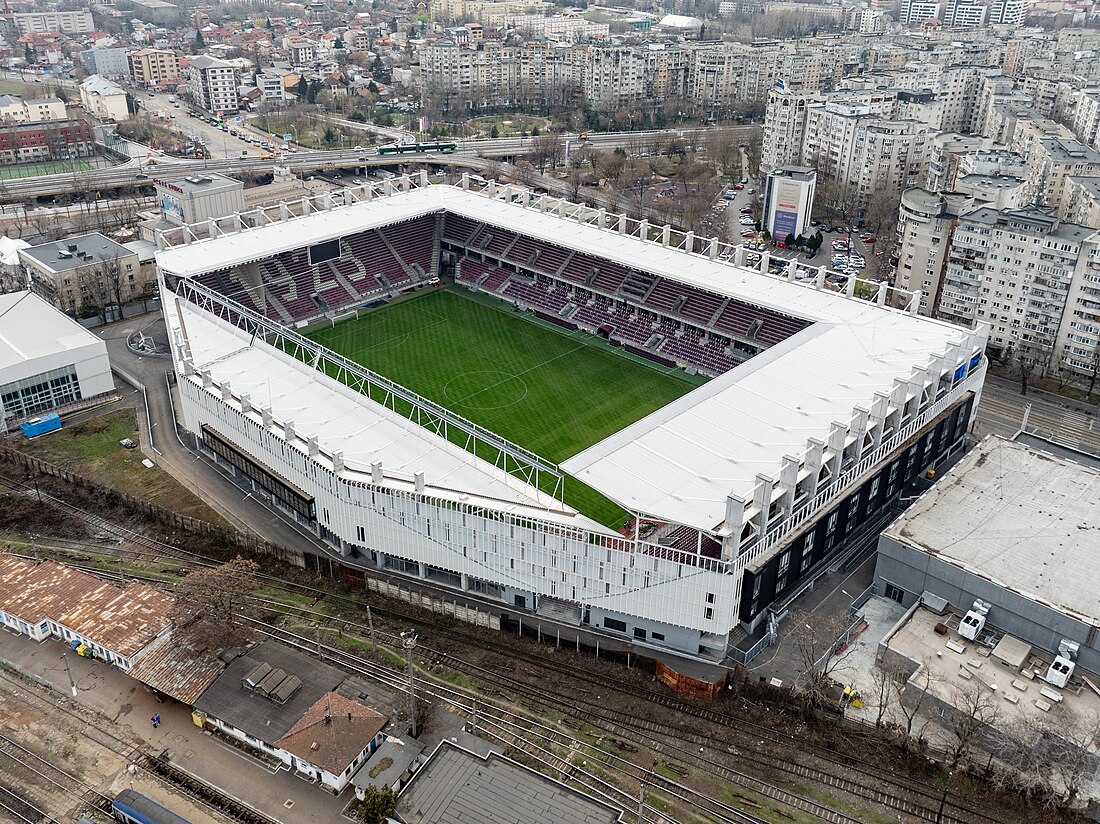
[309,287,704,526]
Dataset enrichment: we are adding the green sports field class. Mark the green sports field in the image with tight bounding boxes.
[309,287,704,526]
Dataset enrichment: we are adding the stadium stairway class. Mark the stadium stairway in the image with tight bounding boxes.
[327,261,361,303]
[377,230,418,280]
[262,288,293,324]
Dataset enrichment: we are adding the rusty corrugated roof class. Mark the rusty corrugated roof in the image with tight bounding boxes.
[126,629,225,705]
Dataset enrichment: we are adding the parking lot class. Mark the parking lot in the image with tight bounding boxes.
[702,181,885,283]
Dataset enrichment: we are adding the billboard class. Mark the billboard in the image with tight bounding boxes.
[161,193,182,220]
[771,178,802,239]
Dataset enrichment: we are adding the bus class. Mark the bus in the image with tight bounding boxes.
[376,141,457,156]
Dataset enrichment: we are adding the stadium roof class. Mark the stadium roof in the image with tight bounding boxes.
[171,300,591,526]
[159,184,979,533]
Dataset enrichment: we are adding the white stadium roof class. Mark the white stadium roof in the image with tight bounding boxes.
[173,302,595,528]
[159,184,980,533]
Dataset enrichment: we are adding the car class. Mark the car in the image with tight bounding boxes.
[723,193,735,200]
[740,177,748,184]
[740,207,753,214]
[354,145,364,150]
[861,235,877,243]
[173,102,180,108]
[715,202,728,210]
[739,218,754,226]
[732,183,744,190]
[775,240,787,249]
[434,170,446,178]
[741,230,756,238]
[747,188,755,194]
[352,178,363,185]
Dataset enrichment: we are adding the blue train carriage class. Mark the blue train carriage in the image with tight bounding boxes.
[112,790,192,824]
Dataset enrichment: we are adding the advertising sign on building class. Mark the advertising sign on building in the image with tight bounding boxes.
[772,178,800,238]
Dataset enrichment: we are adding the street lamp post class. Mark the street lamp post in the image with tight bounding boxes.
[401,629,419,737]
[61,652,77,697]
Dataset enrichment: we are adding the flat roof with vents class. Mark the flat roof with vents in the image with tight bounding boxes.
[195,640,346,741]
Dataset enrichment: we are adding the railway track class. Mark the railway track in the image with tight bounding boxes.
[0,473,1030,823]
[0,669,255,824]
[0,732,113,824]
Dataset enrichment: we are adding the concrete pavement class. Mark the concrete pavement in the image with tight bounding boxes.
[0,631,351,824]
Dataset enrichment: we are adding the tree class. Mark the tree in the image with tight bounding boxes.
[355,785,398,824]
[890,661,937,751]
[170,557,260,652]
[370,55,389,83]
[784,233,796,247]
[194,29,205,50]
[528,133,563,173]
[788,610,860,716]
[1010,338,1051,396]
[490,124,499,139]
[943,681,1001,769]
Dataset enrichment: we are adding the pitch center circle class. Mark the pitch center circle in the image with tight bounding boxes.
[443,370,529,410]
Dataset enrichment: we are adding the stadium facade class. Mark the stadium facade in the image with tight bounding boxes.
[156,174,987,661]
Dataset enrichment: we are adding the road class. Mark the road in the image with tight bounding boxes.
[972,373,1100,452]
[0,125,759,202]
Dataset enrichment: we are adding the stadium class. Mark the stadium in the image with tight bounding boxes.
[155,173,987,663]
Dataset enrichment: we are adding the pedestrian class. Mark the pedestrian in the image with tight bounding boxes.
[154,713,161,726]
[151,716,157,728]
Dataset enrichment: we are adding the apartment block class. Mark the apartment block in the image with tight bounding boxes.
[79,47,131,79]
[10,9,93,34]
[188,55,240,115]
[0,95,66,124]
[1025,138,1100,217]
[895,188,970,315]
[939,207,1095,375]
[129,49,181,88]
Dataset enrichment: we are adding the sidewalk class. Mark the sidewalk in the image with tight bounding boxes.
[0,631,351,824]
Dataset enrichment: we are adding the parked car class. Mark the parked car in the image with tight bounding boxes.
[741,230,756,238]
[861,235,877,243]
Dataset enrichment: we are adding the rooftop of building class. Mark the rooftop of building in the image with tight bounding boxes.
[394,740,622,824]
[0,290,106,372]
[80,74,126,95]
[193,639,348,741]
[885,606,1100,735]
[1038,137,1100,163]
[275,690,387,775]
[351,736,425,792]
[157,173,243,195]
[20,232,133,275]
[1068,175,1100,199]
[958,205,1094,242]
[0,556,171,657]
[884,436,1100,628]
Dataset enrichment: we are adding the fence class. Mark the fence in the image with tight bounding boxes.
[366,576,500,631]
[0,445,303,568]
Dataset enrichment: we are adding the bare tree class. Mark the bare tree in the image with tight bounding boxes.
[704,129,740,180]
[890,661,938,751]
[528,133,564,174]
[789,610,861,716]
[944,681,1002,769]
[171,556,261,652]
[1010,338,1052,396]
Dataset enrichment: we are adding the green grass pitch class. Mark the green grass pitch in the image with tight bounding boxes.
[309,287,704,527]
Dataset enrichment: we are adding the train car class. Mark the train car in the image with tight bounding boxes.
[112,790,192,824]
[377,141,457,156]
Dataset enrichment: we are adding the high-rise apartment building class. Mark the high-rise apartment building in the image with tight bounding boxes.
[1025,138,1100,216]
[129,49,181,88]
[188,55,240,115]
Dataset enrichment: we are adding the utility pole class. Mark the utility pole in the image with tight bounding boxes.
[401,629,418,737]
[61,653,77,697]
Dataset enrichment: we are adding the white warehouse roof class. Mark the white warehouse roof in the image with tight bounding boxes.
[884,437,1100,627]
[158,184,981,532]
[0,290,106,374]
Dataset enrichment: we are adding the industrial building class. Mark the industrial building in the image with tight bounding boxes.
[875,436,1100,674]
[0,290,113,428]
